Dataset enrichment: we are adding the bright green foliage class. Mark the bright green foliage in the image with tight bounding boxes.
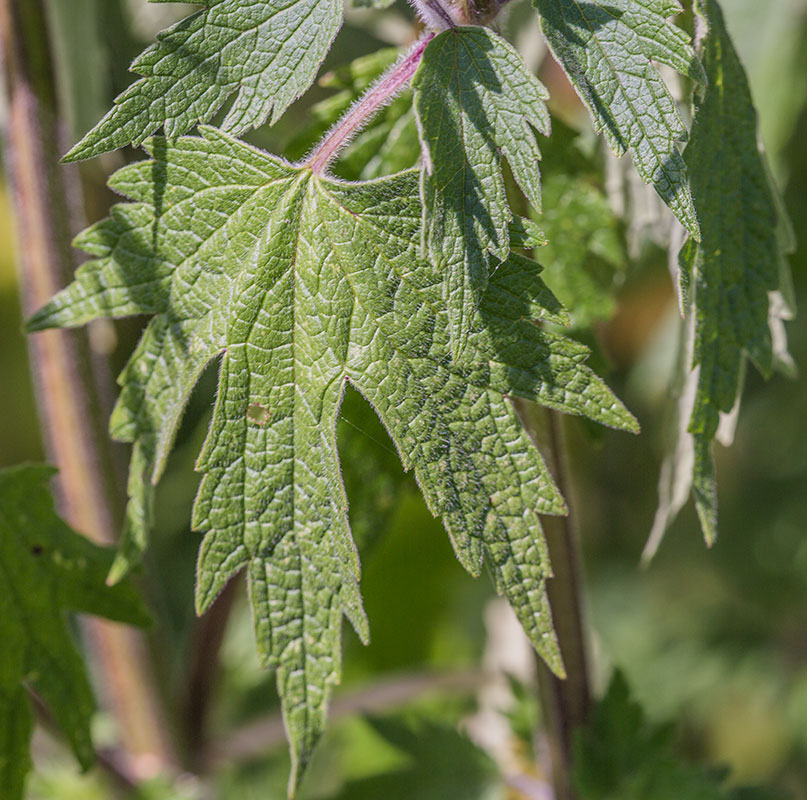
[64,0,342,162]
[29,127,637,793]
[674,0,794,543]
[572,672,782,800]
[0,465,149,800]
[534,0,704,237]
[413,27,551,354]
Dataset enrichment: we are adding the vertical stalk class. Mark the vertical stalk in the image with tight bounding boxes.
[0,0,172,769]
[517,402,591,800]
[181,578,240,770]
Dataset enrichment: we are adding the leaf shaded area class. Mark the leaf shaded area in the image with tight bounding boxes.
[65,0,342,162]
[657,0,795,545]
[413,26,551,354]
[534,0,704,236]
[29,128,636,791]
[0,465,148,800]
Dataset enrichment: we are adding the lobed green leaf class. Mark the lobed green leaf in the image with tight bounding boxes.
[534,0,704,237]
[651,0,795,547]
[65,0,342,162]
[413,26,551,354]
[573,671,758,799]
[29,127,637,793]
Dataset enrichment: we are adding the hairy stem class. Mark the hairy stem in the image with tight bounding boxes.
[0,0,173,769]
[516,402,591,800]
[305,35,434,176]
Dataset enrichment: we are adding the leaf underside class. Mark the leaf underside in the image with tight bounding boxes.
[671,0,794,544]
[533,0,704,237]
[29,127,637,792]
[0,465,148,800]
[64,0,342,162]
[413,26,551,354]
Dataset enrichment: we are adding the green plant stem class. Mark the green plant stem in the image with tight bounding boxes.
[0,0,173,769]
[516,402,591,800]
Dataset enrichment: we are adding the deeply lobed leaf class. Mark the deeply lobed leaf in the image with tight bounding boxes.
[413,26,551,354]
[29,127,637,792]
[534,0,704,237]
[64,0,342,162]
[652,0,795,546]
[0,465,149,800]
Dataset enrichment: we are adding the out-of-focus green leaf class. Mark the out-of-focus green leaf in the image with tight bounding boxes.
[347,0,396,9]
[573,672,786,800]
[337,386,410,554]
[0,464,149,800]
[43,0,106,141]
[538,174,626,328]
[329,715,505,800]
[523,118,627,329]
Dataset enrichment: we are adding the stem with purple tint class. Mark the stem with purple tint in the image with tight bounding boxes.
[305,34,435,176]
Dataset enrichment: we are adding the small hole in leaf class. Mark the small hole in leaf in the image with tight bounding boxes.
[247,403,271,426]
[30,545,44,556]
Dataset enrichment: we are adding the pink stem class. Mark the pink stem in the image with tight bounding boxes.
[305,34,435,176]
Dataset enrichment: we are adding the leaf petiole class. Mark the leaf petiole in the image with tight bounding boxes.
[305,35,434,176]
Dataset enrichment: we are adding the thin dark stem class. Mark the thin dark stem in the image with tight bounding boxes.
[181,576,241,771]
[516,402,591,800]
[305,35,434,176]
[0,0,173,769]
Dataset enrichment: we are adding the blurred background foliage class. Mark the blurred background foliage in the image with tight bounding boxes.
[1,0,805,798]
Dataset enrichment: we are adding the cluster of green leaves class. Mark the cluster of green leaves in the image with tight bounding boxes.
[24,0,794,792]
[0,465,148,799]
